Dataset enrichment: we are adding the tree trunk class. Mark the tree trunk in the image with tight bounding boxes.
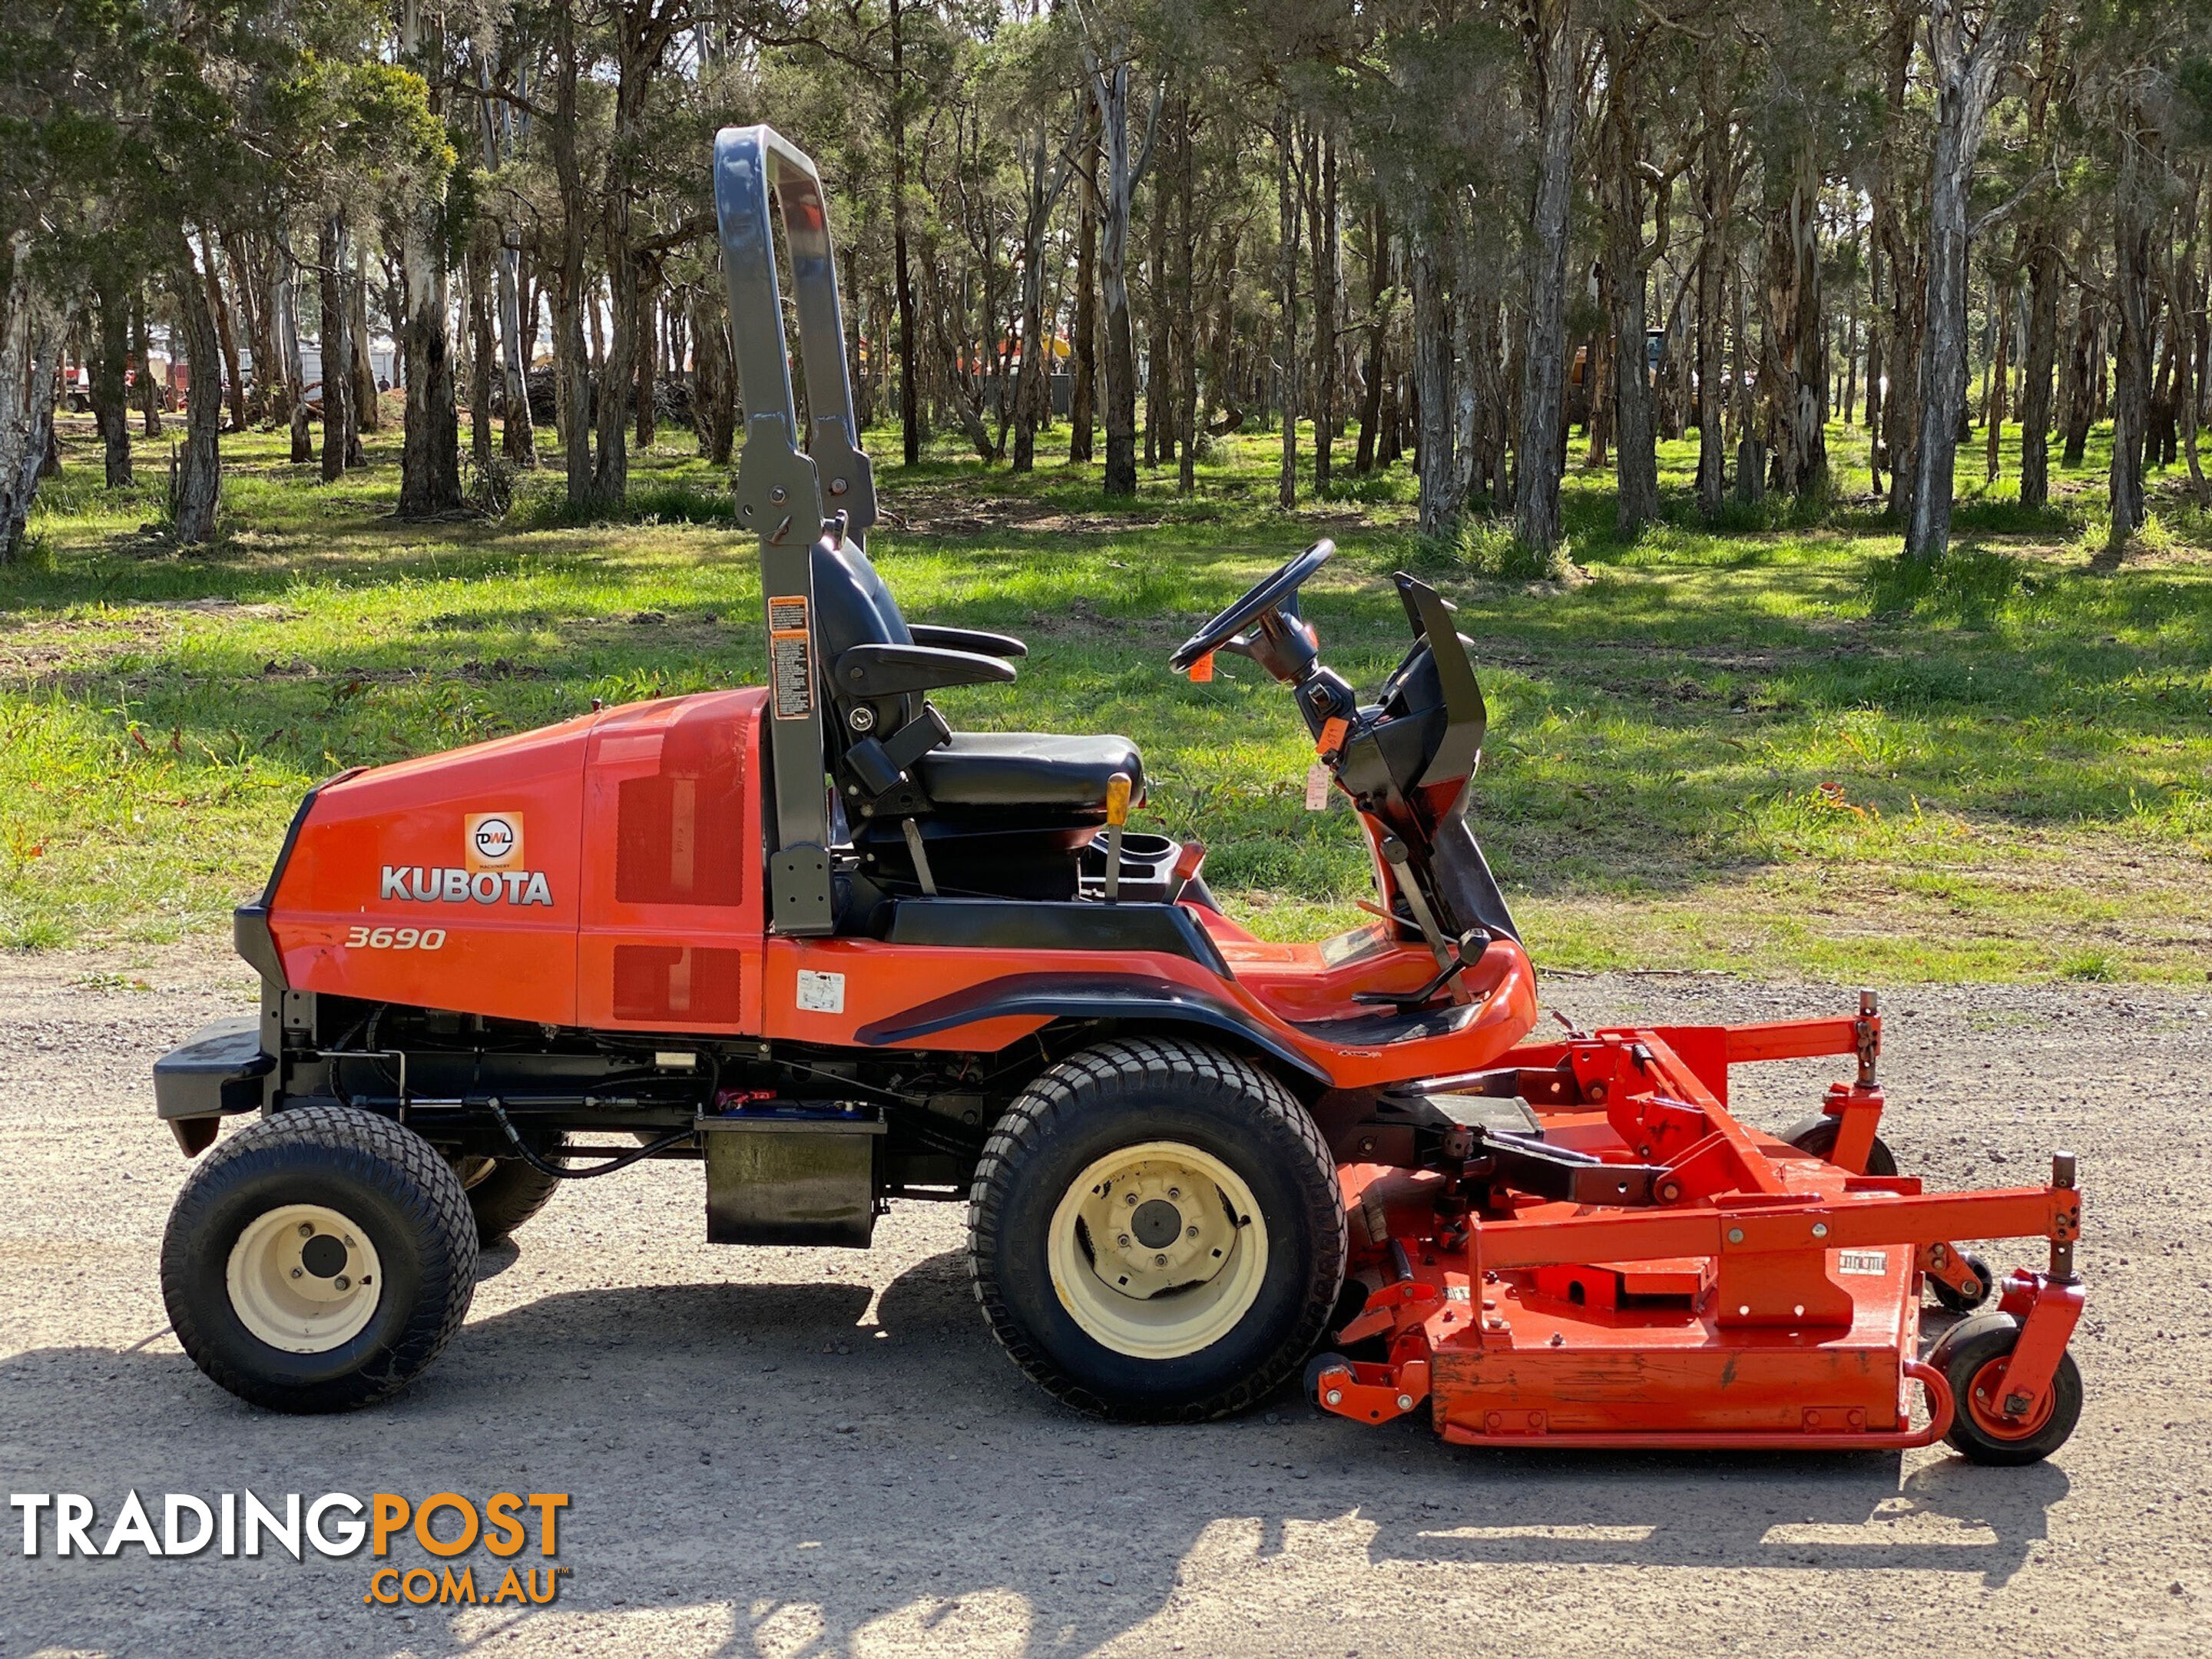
[550,0,594,503]
[468,235,496,468]
[1694,56,1731,520]
[1311,133,1339,495]
[690,287,735,465]
[171,230,224,542]
[1084,50,1148,498]
[349,252,378,437]
[0,233,65,558]
[132,288,162,437]
[891,0,920,467]
[1276,110,1300,509]
[317,215,353,482]
[201,234,247,434]
[1603,25,1661,535]
[1356,201,1389,473]
[634,276,657,450]
[1763,150,1828,498]
[1069,114,1098,465]
[1175,101,1198,495]
[2018,223,2061,507]
[273,225,308,455]
[1985,253,2011,483]
[1514,0,1577,555]
[1010,121,1062,474]
[1903,2,2023,562]
[1412,220,1456,536]
[92,273,133,487]
[2110,104,2156,540]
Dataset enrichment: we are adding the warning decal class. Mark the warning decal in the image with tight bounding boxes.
[1836,1249,1889,1276]
[768,594,813,720]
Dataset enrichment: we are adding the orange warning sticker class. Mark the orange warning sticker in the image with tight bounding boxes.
[768,594,813,719]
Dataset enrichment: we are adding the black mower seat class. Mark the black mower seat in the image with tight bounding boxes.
[915,732,1143,816]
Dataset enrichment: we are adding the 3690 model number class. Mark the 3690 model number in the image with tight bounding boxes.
[344,926,447,950]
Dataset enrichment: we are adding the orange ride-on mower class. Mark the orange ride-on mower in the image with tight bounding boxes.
[153,127,2086,1465]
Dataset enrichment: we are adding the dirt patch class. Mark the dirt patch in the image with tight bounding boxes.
[0,946,2205,1656]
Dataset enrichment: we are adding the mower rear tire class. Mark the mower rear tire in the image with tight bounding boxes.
[462,1144,568,1247]
[1929,1310,2082,1466]
[1783,1113,1899,1178]
[161,1104,478,1413]
[969,1038,1345,1422]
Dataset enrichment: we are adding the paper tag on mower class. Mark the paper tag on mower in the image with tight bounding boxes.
[1303,762,1332,811]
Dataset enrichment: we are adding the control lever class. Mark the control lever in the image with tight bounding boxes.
[1102,771,1133,902]
[1353,929,1492,1012]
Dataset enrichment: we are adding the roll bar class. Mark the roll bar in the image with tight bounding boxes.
[712,124,876,933]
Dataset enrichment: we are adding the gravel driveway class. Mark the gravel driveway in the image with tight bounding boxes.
[1,947,2206,1657]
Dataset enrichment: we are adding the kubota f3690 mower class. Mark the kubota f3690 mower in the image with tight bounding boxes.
[154,128,2085,1465]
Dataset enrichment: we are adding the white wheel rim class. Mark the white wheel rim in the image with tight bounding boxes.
[1047,1140,1269,1359]
[225,1204,385,1353]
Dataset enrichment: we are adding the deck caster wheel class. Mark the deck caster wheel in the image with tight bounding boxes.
[1304,1351,1349,1411]
[460,1140,570,1246]
[1928,1250,1994,1313]
[969,1038,1345,1422]
[161,1104,478,1413]
[1929,1311,2082,1465]
[1783,1113,1898,1177]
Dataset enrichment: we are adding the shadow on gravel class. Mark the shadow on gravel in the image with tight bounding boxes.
[0,1247,2070,1657]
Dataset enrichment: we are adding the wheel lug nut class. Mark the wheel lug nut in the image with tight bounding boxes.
[335,1276,349,1291]
[299,1223,314,1237]
[1154,1253,1167,1266]
[290,1267,303,1279]
[1118,1234,1131,1247]
[1186,1225,1198,1239]
[1167,1187,1181,1200]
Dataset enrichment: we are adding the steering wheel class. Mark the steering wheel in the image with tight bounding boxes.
[1169,540,1335,671]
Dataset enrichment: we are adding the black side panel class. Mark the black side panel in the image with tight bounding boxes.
[853,972,1328,1087]
[882,899,1231,976]
[1428,784,1520,942]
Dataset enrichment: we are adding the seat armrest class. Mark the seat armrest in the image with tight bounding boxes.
[834,642,1017,698]
[909,623,1028,659]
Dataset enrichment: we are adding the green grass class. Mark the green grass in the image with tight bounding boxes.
[8,403,2212,983]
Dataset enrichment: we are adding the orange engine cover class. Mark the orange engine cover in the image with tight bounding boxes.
[268,690,769,1032]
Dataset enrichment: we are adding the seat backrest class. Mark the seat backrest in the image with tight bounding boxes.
[811,537,912,660]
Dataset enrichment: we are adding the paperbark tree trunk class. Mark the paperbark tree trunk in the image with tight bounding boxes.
[171,230,224,543]
[1356,201,1389,474]
[1694,55,1732,520]
[468,236,496,468]
[93,274,134,487]
[690,287,736,465]
[891,0,919,466]
[0,233,65,558]
[318,214,353,483]
[396,0,462,514]
[2109,103,2156,539]
[1412,220,1456,537]
[273,224,306,443]
[1275,109,1300,509]
[1069,115,1098,465]
[1311,133,1339,495]
[202,234,247,434]
[1514,0,1578,555]
[1083,46,1151,498]
[132,289,161,437]
[1763,149,1828,499]
[2018,223,2060,507]
[550,0,595,504]
[1903,0,2024,562]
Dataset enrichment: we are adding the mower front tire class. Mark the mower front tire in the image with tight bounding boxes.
[968,1038,1345,1422]
[1929,1310,2083,1465]
[161,1104,478,1413]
